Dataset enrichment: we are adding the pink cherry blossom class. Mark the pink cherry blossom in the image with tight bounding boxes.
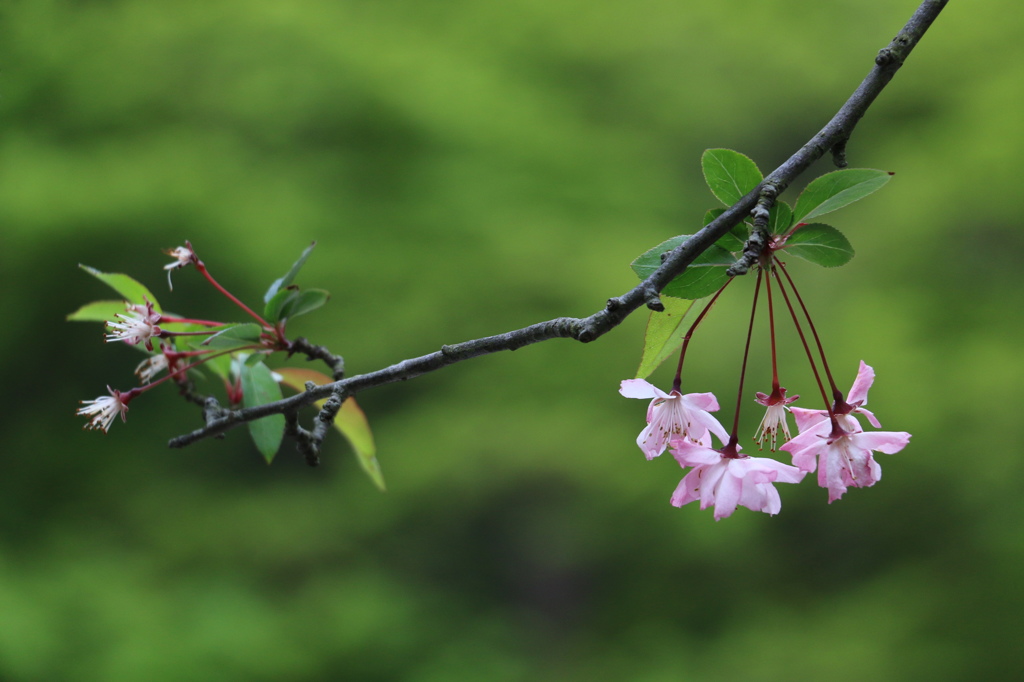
[781,420,910,502]
[791,361,882,434]
[753,386,799,450]
[619,379,729,459]
[670,439,805,519]
[77,386,130,433]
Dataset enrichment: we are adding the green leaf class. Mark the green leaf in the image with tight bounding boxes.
[277,289,330,322]
[264,241,316,304]
[631,235,734,299]
[701,149,763,206]
[202,352,233,382]
[263,288,299,324]
[239,360,285,463]
[275,368,384,490]
[703,209,747,252]
[792,169,892,223]
[779,223,855,267]
[78,265,161,312]
[635,296,696,379]
[767,200,793,235]
[67,300,131,323]
[202,323,264,349]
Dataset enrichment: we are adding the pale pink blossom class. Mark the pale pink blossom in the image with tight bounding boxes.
[753,386,799,450]
[106,300,162,351]
[77,386,130,433]
[790,361,882,435]
[619,379,729,459]
[670,439,805,519]
[781,421,910,502]
[163,245,195,290]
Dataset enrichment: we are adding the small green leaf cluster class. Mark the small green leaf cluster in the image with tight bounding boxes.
[631,149,891,377]
[69,244,382,488]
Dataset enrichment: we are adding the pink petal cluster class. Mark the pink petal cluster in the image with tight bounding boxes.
[782,426,909,503]
[671,439,805,520]
[619,379,729,459]
[788,360,880,433]
[780,362,910,502]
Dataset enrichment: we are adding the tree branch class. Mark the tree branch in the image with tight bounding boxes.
[169,0,948,450]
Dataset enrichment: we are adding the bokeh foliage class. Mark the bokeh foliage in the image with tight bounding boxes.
[2,0,1022,679]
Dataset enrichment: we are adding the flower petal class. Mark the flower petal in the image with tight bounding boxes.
[847,360,875,406]
[856,407,882,429]
[619,379,666,400]
[711,467,742,520]
[854,430,911,455]
[683,392,721,412]
[789,407,830,434]
[670,439,721,467]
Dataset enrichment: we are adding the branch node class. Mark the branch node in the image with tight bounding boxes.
[727,185,777,277]
[831,139,849,168]
[289,337,345,380]
[284,411,320,467]
[641,286,664,312]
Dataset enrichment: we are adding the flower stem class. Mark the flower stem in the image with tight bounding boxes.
[188,242,273,331]
[774,258,839,397]
[729,269,762,446]
[772,257,832,414]
[765,263,780,391]
[143,346,264,387]
[672,278,734,393]
[158,314,225,327]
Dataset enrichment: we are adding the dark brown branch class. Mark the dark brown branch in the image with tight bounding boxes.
[169,0,948,450]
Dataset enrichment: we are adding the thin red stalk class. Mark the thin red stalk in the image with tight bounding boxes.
[728,269,763,449]
[772,258,832,414]
[159,314,225,327]
[672,278,734,392]
[765,264,780,390]
[143,345,266,390]
[774,258,839,396]
[194,262,272,330]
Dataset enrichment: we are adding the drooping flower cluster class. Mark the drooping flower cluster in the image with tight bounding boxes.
[619,249,910,518]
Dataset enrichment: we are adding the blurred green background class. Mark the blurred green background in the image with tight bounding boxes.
[2,0,1021,679]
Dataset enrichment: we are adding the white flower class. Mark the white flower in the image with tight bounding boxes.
[105,300,162,351]
[77,387,130,433]
[134,353,169,384]
[163,245,195,290]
